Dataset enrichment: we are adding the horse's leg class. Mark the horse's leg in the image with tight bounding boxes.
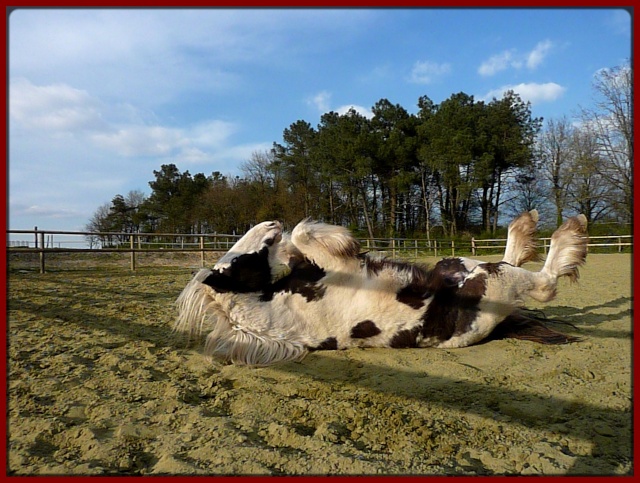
[487,214,588,305]
[456,209,539,275]
[434,215,588,348]
[529,214,588,301]
[290,219,361,271]
[502,209,540,267]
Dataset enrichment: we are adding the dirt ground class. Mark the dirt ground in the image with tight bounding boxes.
[6,252,633,476]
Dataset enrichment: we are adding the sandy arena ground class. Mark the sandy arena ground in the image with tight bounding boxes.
[6,252,633,475]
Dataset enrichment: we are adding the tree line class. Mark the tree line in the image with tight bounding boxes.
[86,61,631,242]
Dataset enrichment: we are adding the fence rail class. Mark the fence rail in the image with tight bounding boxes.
[6,229,633,273]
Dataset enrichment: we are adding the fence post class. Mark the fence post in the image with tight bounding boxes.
[619,236,622,253]
[414,239,418,259]
[451,240,455,257]
[392,239,396,259]
[130,234,136,271]
[38,230,45,273]
[471,237,476,257]
[200,235,205,267]
[434,240,438,258]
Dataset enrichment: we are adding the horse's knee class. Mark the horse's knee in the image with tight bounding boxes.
[291,219,360,271]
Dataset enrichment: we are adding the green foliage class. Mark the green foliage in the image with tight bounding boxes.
[89,65,629,238]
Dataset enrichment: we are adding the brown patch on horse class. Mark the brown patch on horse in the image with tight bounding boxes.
[309,337,338,351]
[421,266,487,343]
[389,326,421,348]
[480,261,508,276]
[351,320,382,339]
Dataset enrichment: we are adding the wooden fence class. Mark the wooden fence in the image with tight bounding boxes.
[6,228,633,273]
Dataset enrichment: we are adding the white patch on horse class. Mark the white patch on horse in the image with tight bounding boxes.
[174,211,588,366]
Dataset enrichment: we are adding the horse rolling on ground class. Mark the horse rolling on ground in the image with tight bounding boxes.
[174,211,588,366]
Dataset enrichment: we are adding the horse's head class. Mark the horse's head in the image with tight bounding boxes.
[203,221,302,293]
[214,221,284,270]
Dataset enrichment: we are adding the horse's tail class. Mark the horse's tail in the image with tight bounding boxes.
[490,309,579,344]
[174,269,216,342]
[174,269,307,366]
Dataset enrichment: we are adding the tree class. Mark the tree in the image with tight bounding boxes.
[537,117,575,227]
[272,120,318,218]
[144,163,182,232]
[124,189,148,232]
[418,92,480,236]
[503,161,553,223]
[579,60,632,222]
[84,202,112,248]
[315,108,376,233]
[371,99,418,236]
[144,164,209,233]
[566,127,612,223]
[477,91,542,232]
[415,95,438,240]
[241,150,289,222]
[85,189,148,247]
[108,194,132,242]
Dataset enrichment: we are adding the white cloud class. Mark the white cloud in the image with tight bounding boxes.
[481,82,566,104]
[409,60,451,84]
[478,50,519,77]
[188,120,240,149]
[10,78,106,132]
[8,76,271,233]
[526,40,553,69]
[10,78,246,162]
[478,40,554,76]
[307,90,372,118]
[308,91,332,112]
[215,142,274,165]
[335,104,373,119]
[11,203,84,219]
[91,120,248,160]
[91,126,186,157]
[9,9,377,108]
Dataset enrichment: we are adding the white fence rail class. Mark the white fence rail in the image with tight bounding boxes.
[470,235,633,256]
[6,229,633,273]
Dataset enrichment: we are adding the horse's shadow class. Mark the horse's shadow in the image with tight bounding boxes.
[7,271,632,476]
[273,345,631,476]
[537,296,632,340]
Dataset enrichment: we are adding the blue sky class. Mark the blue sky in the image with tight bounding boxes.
[8,8,632,239]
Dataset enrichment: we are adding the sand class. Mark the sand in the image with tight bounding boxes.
[6,253,632,475]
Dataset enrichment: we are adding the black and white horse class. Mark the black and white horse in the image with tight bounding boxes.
[174,211,588,366]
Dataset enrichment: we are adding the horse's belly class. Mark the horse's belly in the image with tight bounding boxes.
[294,285,425,349]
